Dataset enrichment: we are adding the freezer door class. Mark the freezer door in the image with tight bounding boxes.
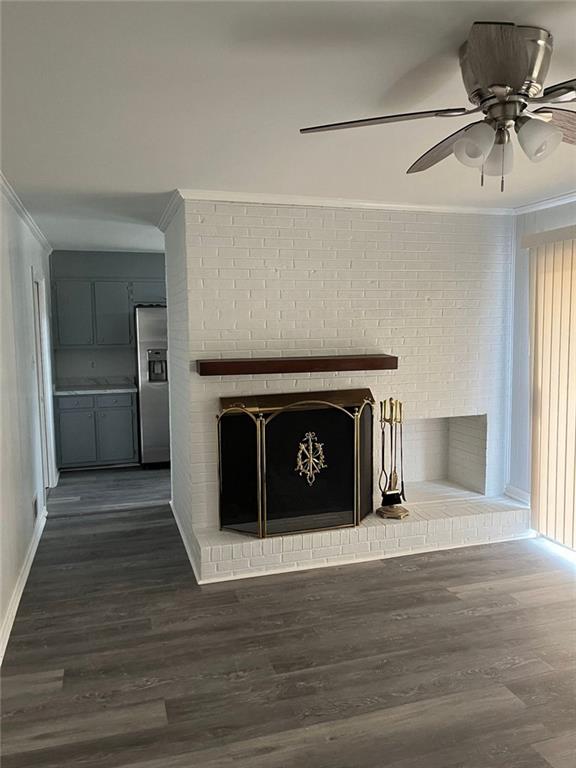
[136,307,170,463]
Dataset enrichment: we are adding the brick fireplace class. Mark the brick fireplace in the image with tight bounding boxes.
[218,389,374,537]
[163,192,531,582]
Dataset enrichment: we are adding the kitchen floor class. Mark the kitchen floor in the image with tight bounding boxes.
[47,467,171,517]
[2,502,575,767]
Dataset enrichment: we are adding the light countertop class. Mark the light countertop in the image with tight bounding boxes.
[54,377,137,396]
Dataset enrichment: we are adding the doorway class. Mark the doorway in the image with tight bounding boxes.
[31,273,56,508]
[47,251,171,515]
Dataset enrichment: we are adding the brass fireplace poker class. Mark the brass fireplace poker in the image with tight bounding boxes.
[377,398,408,519]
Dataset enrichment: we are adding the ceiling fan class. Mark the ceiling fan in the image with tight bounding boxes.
[300,22,576,190]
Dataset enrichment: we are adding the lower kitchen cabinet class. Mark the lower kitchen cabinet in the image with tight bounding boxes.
[96,408,136,463]
[55,394,138,468]
[58,410,98,466]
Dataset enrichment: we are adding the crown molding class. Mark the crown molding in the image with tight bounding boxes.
[0,171,53,253]
[158,187,576,230]
[513,190,576,215]
[176,188,514,216]
[157,190,185,232]
[1,172,52,253]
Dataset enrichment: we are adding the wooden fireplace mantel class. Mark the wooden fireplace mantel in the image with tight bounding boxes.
[196,353,398,377]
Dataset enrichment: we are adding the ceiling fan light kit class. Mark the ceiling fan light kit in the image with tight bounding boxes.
[453,122,496,167]
[516,115,564,161]
[300,22,575,192]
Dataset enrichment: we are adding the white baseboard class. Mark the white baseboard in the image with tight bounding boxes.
[0,510,47,663]
[169,500,202,584]
[505,485,531,505]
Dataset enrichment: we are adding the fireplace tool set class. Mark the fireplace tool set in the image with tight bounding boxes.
[377,398,408,519]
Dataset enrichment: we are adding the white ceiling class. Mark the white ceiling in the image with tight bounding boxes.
[3,1,576,251]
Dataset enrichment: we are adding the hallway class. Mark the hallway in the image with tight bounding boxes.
[1,502,575,767]
[47,468,171,517]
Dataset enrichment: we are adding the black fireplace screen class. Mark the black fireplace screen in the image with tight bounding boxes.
[218,389,374,537]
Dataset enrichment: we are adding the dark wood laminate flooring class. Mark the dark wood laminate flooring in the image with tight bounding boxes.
[47,468,171,516]
[2,503,575,767]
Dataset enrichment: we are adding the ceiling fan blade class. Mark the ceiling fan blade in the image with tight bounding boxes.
[300,107,469,134]
[540,78,576,103]
[466,22,529,91]
[406,121,483,174]
[533,107,576,145]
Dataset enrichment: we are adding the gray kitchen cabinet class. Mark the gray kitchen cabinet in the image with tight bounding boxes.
[94,282,131,345]
[55,280,94,346]
[51,253,164,354]
[58,410,97,465]
[55,394,138,468]
[96,394,132,408]
[131,281,166,304]
[59,395,94,410]
[96,408,137,463]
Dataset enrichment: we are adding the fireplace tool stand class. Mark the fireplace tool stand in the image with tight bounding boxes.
[377,398,408,519]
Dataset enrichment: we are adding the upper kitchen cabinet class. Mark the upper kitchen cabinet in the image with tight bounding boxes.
[51,251,165,350]
[55,280,94,346]
[131,281,166,305]
[94,281,131,345]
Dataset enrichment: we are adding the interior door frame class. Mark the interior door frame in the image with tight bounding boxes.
[31,270,58,499]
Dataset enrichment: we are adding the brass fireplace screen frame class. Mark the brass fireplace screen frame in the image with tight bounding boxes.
[217,389,374,538]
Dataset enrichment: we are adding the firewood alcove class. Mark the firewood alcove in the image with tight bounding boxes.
[217,389,374,537]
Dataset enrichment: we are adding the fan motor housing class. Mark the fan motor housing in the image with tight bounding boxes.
[460,25,553,105]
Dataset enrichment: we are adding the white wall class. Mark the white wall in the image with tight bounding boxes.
[508,200,576,498]
[448,415,487,494]
[164,204,200,571]
[1,178,53,658]
[165,197,514,553]
[403,418,449,482]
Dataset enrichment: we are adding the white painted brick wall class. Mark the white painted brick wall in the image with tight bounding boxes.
[164,205,197,570]
[194,496,531,583]
[403,418,449,481]
[449,415,488,493]
[165,198,514,573]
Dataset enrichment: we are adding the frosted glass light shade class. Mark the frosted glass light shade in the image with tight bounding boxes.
[517,117,563,162]
[484,138,514,176]
[453,122,496,167]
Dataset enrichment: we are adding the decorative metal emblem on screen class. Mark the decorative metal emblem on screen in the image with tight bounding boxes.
[295,432,327,486]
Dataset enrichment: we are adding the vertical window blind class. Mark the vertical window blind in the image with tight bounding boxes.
[530,233,576,549]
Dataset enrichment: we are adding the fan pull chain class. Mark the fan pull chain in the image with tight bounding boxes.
[500,143,505,192]
[480,166,484,187]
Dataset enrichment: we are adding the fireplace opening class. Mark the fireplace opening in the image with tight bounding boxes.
[218,390,373,537]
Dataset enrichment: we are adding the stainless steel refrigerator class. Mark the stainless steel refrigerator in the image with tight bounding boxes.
[135,306,170,464]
